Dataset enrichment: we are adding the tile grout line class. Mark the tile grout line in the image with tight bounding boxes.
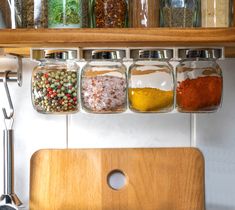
[190,113,197,147]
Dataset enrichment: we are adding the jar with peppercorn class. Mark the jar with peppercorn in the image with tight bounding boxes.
[31,49,79,114]
[176,49,223,113]
[81,50,127,113]
[91,0,128,28]
[129,49,174,113]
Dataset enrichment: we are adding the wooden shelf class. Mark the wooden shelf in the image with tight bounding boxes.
[1,28,235,57]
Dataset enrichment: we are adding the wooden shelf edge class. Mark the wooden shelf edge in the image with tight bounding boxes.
[0,28,235,48]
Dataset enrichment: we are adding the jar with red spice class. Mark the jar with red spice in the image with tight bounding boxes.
[176,49,223,113]
[31,49,79,114]
[81,50,127,113]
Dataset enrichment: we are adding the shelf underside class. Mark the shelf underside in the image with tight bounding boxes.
[1,28,235,57]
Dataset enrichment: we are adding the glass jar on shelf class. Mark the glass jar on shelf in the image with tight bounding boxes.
[91,0,128,28]
[176,49,223,113]
[0,0,22,28]
[201,0,233,27]
[160,0,201,27]
[22,0,47,28]
[129,49,174,113]
[129,0,160,27]
[48,0,89,28]
[81,50,127,113]
[31,49,79,114]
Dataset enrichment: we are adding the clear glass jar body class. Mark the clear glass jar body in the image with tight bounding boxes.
[201,0,233,27]
[81,60,127,113]
[22,0,48,28]
[160,0,201,27]
[48,0,88,28]
[176,58,223,112]
[91,0,128,28]
[129,0,160,27]
[32,60,79,114]
[129,60,174,113]
[0,0,22,28]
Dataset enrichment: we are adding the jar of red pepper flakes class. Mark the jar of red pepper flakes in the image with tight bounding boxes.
[176,49,223,112]
[31,49,79,114]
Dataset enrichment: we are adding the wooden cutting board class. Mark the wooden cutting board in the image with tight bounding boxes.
[30,148,205,210]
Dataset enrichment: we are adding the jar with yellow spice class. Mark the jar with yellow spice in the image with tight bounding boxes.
[128,49,174,113]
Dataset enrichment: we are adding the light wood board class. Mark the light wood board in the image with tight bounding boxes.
[30,148,205,210]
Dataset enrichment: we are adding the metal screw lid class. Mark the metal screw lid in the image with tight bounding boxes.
[179,48,222,59]
[31,49,78,61]
[83,50,126,60]
[131,49,173,59]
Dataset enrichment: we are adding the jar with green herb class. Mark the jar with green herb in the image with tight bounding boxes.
[48,0,89,28]
[31,49,79,114]
[160,0,200,27]
[91,0,128,28]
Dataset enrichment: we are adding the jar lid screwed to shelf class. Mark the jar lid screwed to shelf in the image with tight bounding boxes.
[131,49,173,59]
[83,49,126,60]
[179,48,222,59]
[31,49,79,61]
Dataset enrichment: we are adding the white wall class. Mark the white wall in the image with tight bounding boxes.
[0,58,234,209]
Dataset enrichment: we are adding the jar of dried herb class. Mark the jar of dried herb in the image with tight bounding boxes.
[201,0,233,27]
[160,0,200,27]
[129,0,160,27]
[22,0,48,28]
[176,49,223,113]
[0,0,22,28]
[91,0,128,28]
[31,49,79,114]
[48,0,89,28]
[81,50,127,113]
[129,49,174,113]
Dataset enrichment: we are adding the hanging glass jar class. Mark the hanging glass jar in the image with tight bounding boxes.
[176,49,223,113]
[48,0,89,28]
[129,49,174,113]
[160,0,201,27]
[129,0,160,27]
[31,49,79,114]
[92,0,128,28]
[201,0,233,27]
[81,50,127,113]
[0,0,22,28]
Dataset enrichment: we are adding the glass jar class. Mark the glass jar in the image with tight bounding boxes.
[129,49,174,113]
[201,0,233,27]
[160,0,200,27]
[0,0,22,28]
[176,49,223,113]
[22,0,48,28]
[48,0,89,28]
[129,0,160,27]
[31,49,79,114]
[81,50,127,113]
[91,0,128,28]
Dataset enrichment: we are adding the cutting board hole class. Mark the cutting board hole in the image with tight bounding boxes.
[107,170,126,191]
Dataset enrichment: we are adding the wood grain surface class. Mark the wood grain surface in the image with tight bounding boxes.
[30,148,205,210]
[0,28,235,48]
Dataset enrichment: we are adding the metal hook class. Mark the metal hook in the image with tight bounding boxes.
[2,71,14,120]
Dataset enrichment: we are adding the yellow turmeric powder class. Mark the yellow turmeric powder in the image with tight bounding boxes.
[129,88,174,112]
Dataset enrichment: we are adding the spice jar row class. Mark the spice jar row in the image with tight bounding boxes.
[0,0,233,28]
[31,48,223,115]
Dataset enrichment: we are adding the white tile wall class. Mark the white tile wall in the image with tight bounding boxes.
[0,58,234,209]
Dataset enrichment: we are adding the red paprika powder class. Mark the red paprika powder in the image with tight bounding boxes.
[177,76,222,111]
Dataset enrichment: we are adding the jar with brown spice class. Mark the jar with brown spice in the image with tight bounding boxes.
[176,49,223,113]
[129,0,160,27]
[91,0,128,28]
[81,50,127,113]
[0,0,22,28]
